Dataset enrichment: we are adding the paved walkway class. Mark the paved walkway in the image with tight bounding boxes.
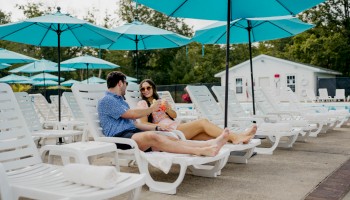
[110,125,350,200]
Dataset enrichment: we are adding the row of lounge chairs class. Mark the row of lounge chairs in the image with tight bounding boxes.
[1,82,349,199]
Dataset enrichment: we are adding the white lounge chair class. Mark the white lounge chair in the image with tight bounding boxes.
[29,93,85,130]
[318,88,333,102]
[124,83,142,108]
[72,83,230,194]
[0,83,145,200]
[334,89,346,102]
[158,91,198,122]
[14,92,83,146]
[256,87,338,137]
[305,89,319,103]
[186,85,298,155]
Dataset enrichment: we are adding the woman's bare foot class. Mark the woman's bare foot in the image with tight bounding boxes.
[207,128,230,147]
[228,125,257,144]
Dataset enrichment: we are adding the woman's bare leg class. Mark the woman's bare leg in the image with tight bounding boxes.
[131,130,229,156]
[177,119,224,139]
[177,119,257,143]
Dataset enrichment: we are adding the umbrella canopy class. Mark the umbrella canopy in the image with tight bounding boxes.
[0,7,120,121]
[99,19,190,80]
[30,72,64,81]
[33,80,59,86]
[136,0,325,126]
[61,79,80,87]
[0,74,32,83]
[192,16,314,114]
[192,16,314,44]
[81,76,106,84]
[61,55,119,81]
[135,0,324,21]
[100,20,190,50]
[9,58,75,73]
[0,48,37,63]
[0,63,11,70]
[0,74,31,83]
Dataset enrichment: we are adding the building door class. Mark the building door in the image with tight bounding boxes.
[259,77,270,87]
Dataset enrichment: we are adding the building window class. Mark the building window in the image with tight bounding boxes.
[287,75,295,92]
[236,78,243,94]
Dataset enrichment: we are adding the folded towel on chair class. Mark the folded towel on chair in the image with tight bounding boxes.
[140,152,173,174]
[62,163,119,189]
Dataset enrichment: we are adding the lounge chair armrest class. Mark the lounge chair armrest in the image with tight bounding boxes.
[39,145,88,162]
[96,137,139,150]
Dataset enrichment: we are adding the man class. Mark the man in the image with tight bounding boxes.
[98,71,228,156]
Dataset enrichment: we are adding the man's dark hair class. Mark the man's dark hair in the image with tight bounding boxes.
[106,71,126,88]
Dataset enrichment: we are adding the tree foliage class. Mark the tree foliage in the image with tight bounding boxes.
[0,1,349,87]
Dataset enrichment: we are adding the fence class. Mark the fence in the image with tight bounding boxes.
[157,82,220,103]
[318,77,350,97]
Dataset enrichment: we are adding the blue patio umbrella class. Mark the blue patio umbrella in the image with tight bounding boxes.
[0,63,11,70]
[30,72,64,82]
[0,48,37,63]
[61,79,80,87]
[81,76,106,84]
[136,0,325,126]
[98,19,190,80]
[192,16,314,114]
[33,80,59,86]
[0,7,120,121]
[9,58,75,73]
[61,55,119,83]
[0,74,32,83]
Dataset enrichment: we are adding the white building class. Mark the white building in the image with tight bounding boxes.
[214,54,342,102]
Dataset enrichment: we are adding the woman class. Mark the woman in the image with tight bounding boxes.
[137,79,257,144]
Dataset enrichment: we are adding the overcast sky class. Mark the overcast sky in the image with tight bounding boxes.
[1,0,214,30]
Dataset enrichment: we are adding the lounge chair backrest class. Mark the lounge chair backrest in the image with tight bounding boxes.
[186,85,223,121]
[29,93,57,121]
[247,87,276,115]
[62,92,85,120]
[0,84,42,171]
[334,89,345,101]
[318,88,333,101]
[158,91,176,109]
[124,83,141,108]
[71,83,106,139]
[211,86,247,118]
[14,92,44,132]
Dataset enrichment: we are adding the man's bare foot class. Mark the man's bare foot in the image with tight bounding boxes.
[196,145,219,157]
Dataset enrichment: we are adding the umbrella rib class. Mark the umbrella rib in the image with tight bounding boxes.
[213,22,237,44]
[0,23,38,39]
[265,21,294,35]
[276,0,294,15]
[169,0,188,17]
[71,24,117,44]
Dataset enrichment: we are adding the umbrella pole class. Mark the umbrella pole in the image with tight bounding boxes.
[247,21,256,115]
[57,24,62,122]
[224,0,231,128]
[86,63,89,84]
[43,72,47,100]
[136,35,139,83]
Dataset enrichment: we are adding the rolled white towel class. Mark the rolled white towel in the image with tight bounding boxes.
[62,164,119,189]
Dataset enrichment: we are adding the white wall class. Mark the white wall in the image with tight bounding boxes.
[218,55,334,102]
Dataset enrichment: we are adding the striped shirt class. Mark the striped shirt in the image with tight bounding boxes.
[97,91,135,137]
